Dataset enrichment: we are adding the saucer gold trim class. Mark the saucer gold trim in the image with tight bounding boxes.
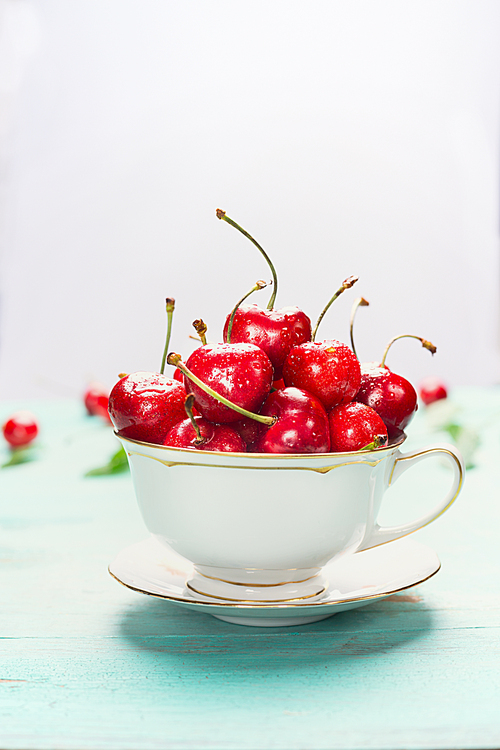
[108,562,441,610]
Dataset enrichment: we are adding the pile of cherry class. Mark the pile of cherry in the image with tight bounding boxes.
[108,210,439,455]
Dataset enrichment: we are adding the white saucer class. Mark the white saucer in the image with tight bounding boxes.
[109,536,440,627]
[109,537,441,627]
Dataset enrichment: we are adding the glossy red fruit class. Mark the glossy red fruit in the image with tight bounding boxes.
[108,372,187,444]
[164,417,246,452]
[84,384,111,422]
[355,363,417,439]
[184,343,274,424]
[419,377,448,405]
[170,370,199,415]
[232,417,263,447]
[251,387,330,454]
[328,402,388,452]
[282,340,361,410]
[2,411,38,447]
[223,305,312,380]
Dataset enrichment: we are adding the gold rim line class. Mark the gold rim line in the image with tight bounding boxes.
[117,432,406,459]
[388,446,464,518]
[126,450,384,473]
[185,580,327,603]
[355,448,464,555]
[108,562,441,610]
[196,570,320,587]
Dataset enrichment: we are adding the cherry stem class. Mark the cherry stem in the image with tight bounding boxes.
[160,298,175,375]
[349,297,369,359]
[227,280,269,343]
[184,393,205,445]
[192,319,207,345]
[312,276,358,342]
[216,209,277,310]
[380,334,437,368]
[166,353,275,426]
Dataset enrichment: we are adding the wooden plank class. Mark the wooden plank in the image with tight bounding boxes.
[0,390,499,749]
[1,627,499,750]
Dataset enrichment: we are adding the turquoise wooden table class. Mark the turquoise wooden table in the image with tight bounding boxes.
[1,387,500,750]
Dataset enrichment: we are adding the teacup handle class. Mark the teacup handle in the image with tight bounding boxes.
[358,442,464,552]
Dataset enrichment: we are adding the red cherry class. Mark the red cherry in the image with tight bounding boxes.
[283,340,361,411]
[84,384,112,422]
[183,343,274,424]
[2,411,38,448]
[354,335,436,439]
[355,363,417,439]
[169,357,328,454]
[164,417,246,452]
[108,372,187,444]
[171,369,200,414]
[223,304,312,380]
[251,387,330,454]
[328,402,388,452]
[216,210,312,380]
[232,416,263,447]
[419,377,448,405]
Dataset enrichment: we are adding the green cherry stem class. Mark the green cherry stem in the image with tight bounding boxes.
[192,319,208,345]
[349,297,369,359]
[184,393,205,445]
[227,280,269,343]
[216,209,277,310]
[380,334,437,368]
[312,276,358,342]
[160,298,175,375]
[166,353,275,426]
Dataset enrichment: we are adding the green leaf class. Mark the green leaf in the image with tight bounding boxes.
[1,447,36,468]
[359,435,387,451]
[443,423,462,441]
[443,423,480,470]
[85,446,129,477]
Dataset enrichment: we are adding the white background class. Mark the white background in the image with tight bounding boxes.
[0,0,499,400]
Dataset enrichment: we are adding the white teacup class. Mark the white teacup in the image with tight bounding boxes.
[118,435,463,604]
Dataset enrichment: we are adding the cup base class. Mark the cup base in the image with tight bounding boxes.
[186,565,327,604]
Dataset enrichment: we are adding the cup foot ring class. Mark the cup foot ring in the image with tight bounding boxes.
[185,568,328,604]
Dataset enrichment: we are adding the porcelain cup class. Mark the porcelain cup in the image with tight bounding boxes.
[117,435,464,604]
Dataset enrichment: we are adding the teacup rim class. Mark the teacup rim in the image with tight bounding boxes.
[115,430,407,459]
